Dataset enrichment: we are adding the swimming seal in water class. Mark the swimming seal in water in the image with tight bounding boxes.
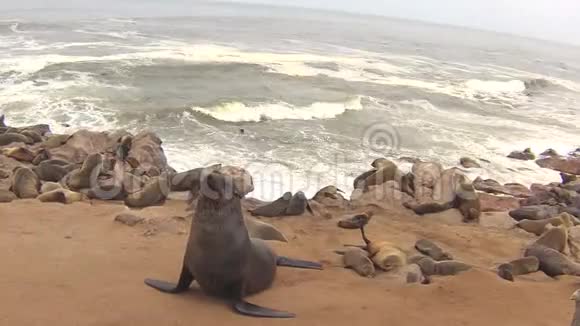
[144,167,322,318]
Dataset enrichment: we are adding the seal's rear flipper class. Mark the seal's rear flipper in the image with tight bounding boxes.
[277,256,323,270]
[144,265,193,294]
[233,300,295,318]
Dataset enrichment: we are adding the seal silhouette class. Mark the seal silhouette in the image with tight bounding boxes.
[144,167,322,318]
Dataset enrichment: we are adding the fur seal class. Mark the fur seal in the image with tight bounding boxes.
[1,147,36,162]
[360,233,406,272]
[0,132,31,146]
[244,217,288,242]
[337,211,373,229]
[20,130,42,143]
[171,164,222,192]
[144,168,322,318]
[10,167,40,199]
[250,192,292,217]
[516,216,569,236]
[414,239,453,261]
[67,153,103,191]
[340,248,375,277]
[285,191,313,216]
[41,182,62,193]
[37,188,84,204]
[525,244,580,277]
[409,255,471,276]
[32,149,51,165]
[497,257,540,281]
[124,174,169,208]
[34,160,75,182]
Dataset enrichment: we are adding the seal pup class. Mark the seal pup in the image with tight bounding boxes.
[144,168,322,318]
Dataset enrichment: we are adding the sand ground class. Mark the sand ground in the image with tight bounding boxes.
[0,199,577,326]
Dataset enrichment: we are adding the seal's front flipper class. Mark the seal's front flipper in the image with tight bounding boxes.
[233,300,295,318]
[144,264,194,294]
[277,256,323,270]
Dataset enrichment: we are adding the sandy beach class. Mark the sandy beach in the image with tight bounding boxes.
[1,198,577,326]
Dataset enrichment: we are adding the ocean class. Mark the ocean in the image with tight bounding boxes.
[1,2,580,200]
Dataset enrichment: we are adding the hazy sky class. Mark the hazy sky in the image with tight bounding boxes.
[231,0,580,45]
[2,0,579,45]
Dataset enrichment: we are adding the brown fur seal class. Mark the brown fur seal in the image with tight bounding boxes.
[144,168,322,318]
[124,174,169,208]
[358,228,406,272]
[285,191,313,216]
[34,160,75,182]
[337,211,373,229]
[171,164,222,192]
[10,167,40,199]
[19,130,42,143]
[516,217,566,236]
[67,153,103,191]
[339,248,375,277]
[409,255,471,276]
[415,239,453,261]
[0,132,31,146]
[497,257,539,281]
[525,244,580,277]
[32,148,51,165]
[250,192,292,217]
[1,147,36,162]
[38,188,85,204]
[41,182,62,193]
[244,217,288,242]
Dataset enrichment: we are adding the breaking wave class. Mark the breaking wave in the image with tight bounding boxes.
[190,96,364,122]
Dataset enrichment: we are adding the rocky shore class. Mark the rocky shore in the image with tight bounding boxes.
[1,116,580,325]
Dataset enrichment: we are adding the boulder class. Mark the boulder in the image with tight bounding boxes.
[127,131,171,175]
[473,178,530,198]
[536,156,580,175]
[540,149,559,157]
[412,161,443,204]
[49,130,111,164]
[478,193,520,212]
[509,205,560,221]
[507,148,535,160]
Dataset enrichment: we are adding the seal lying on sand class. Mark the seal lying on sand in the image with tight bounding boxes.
[250,191,313,217]
[144,168,322,318]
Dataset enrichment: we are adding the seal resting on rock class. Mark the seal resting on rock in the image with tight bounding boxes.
[337,211,373,229]
[144,168,322,318]
[124,174,169,208]
[1,147,36,162]
[0,132,32,146]
[10,167,40,199]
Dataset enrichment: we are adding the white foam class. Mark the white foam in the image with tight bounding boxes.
[190,96,363,122]
[465,79,526,94]
[9,22,23,34]
[74,29,143,40]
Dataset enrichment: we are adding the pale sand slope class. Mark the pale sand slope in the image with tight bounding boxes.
[0,199,577,326]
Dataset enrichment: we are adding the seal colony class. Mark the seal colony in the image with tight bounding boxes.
[2,116,580,322]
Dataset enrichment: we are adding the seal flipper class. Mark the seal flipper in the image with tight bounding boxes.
[276,256,323,270]
[144,264,194,294]
[233,300,295,318]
